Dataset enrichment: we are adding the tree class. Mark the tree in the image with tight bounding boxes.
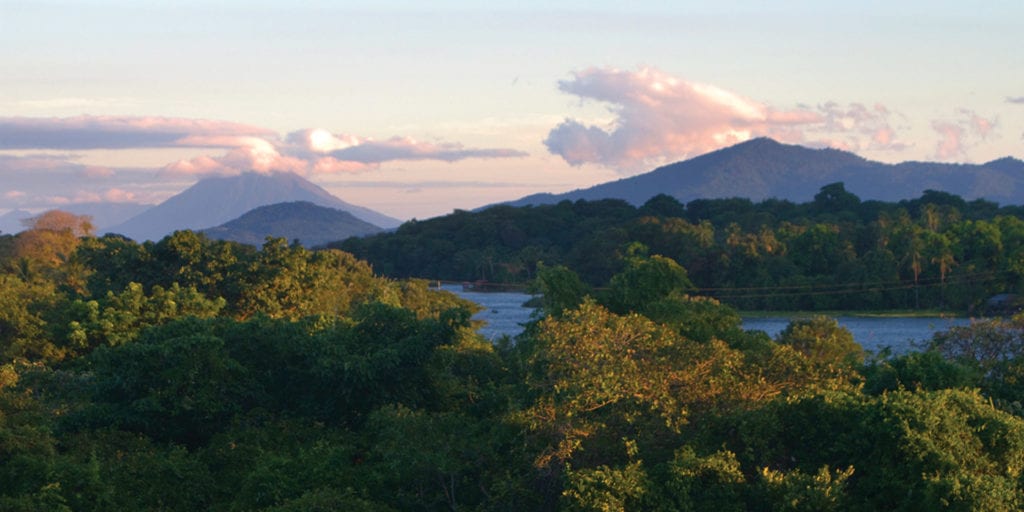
[0,275,62,363]
[57,282,226,354]
[77,328,253,447]
[524,300,739,469]
[73,234,151,298]
[10,211,94,280]
[604,250,694,315]
[531,263,589,317]
[813,182,861,215]
[20,210,93,237]
[776,316,864,367]
[728,389,1024,510]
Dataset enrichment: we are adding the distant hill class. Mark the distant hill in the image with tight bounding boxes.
[0,203,151,235]
[0,209,33,235]
[202,201,383,247]
[108,172,402,241]
[499,138,1024,208]
[66,202,153,233]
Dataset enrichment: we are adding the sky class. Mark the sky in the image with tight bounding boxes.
[1,0,1022,221]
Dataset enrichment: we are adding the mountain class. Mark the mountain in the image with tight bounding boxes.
[500,138,1024,208]
[64,202,153,233]
[0,209,33,235]
[108,172,402,241]
[0,203,150,236]
[202,201,383,247]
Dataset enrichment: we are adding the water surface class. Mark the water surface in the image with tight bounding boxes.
[442,285,971,354]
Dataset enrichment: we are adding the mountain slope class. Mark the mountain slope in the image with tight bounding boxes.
[0,209,33,235]
[65,202,152,233]
[501,138,1024,208]
[202,201,382,247]
[108,172,401,241]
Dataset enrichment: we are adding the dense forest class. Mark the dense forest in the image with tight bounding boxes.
[3,208,1024,510]
[336,183,1024,312]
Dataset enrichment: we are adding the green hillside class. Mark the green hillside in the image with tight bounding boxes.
[204,201,382,247]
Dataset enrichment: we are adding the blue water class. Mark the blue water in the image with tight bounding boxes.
[441,285,538,341]
[742,316,972,354]
[440,285,972,354]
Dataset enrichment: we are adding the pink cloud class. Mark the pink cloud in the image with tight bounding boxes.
[286,129,364,156]
[812,102,909,152]
[101,188,137,202]
[310,157,374,174]
[931,109,997,160]
[162,144,308,177]
[283,128,527,165]
[82,165,115,178]
[544,67,909,171]
[932,121,964,160]
[0,154,80,172]
[325,137,528,163]
[70,191,103,203]
[161,155,227,176]
[1,116,528,179]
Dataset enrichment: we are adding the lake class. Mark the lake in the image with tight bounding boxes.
[442,285,973,355]
[741,316,971,354]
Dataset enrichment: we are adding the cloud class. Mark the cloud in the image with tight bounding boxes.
[0,153,87,173]
[165,128,528,177]
[161,137,309,177]
[1007,96,1024,104]
[39,190,138,205]
[812,102,909,152]
[162,133,527,177]
[1,116,527,179]
[101,188,138,203]
[82,166,115,179]
[931,121,965,160]
[0,154,174,208]
[544,66,908,171]
[326,137,528,163]
[0,115,274,150]
[285,128,527,164]
[931,109,997,160]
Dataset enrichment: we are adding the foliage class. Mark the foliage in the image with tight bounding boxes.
[531,263,590,317]
[862,349,979,395]
[338,186,1024,312]
[2,213,1024,510]
[775,315,865,367]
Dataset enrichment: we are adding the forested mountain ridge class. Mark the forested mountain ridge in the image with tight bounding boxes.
[337,185,1024,312]
[4,210,1024,509]
[202,201,382,247]
[499,137,1024,208]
